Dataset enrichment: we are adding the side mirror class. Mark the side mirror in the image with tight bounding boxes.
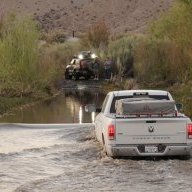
[85,104,96,113]
[176,103,183,111]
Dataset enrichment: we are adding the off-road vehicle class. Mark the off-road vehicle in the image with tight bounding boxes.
[65,51,97,80]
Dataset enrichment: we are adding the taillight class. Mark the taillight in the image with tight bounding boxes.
[187,124,192,139]
[108,124,115,140]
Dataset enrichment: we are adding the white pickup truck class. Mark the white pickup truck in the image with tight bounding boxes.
[94,90,192,158]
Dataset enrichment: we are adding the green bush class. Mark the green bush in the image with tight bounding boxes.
[92,35,141,77]
[0,15,40,96]
[90,35,142,78]
[107,36,141,77]
[150,1,192,48]
[179,0,192,6]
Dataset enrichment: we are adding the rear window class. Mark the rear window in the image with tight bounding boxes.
[110,95,169,113]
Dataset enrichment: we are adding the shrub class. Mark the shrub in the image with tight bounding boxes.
[135,37,191,83]
[107,35,141,77]
[0,14,4,38]
[0,15,40,96]
[81,21,110,49]
[150,1,192,48]
[41,29,67,43]
[179,0,192,6]
[38,41,83,86]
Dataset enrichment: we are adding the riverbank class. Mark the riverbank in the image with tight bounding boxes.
[0,79,102,117]
[0,90,60,117]
[0,79,191,120]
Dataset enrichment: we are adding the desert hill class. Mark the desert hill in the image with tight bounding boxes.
[0,0,174,36]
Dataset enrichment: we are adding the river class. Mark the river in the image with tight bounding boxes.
[0,83,192,192]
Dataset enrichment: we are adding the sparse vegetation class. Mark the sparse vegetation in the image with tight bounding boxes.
[41,29,67,43]
[81,21,110,49]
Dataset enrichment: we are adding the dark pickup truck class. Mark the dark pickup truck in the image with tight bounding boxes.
[65,51,96,80]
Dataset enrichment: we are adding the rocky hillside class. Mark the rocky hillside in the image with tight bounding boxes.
[0,0,174,35]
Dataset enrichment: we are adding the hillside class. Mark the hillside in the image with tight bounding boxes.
[0,0,174,35]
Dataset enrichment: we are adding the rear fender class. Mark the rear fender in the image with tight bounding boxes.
[102,119,116,145]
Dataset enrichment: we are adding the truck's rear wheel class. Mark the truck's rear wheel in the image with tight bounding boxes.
[65,71,70,79]
[73,72,79,81]
[85,75,90,80]
[179,155,191,160]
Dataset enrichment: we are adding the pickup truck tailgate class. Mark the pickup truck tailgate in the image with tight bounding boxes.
[115,118,187,144]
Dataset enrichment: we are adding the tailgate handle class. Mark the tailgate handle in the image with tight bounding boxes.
[146,120,156,123]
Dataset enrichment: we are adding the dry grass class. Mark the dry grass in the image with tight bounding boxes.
[81,21,109,49]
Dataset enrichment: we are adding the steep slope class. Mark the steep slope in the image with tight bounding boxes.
[0,0,174,35]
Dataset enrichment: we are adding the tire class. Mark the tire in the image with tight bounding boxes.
[85,75,90,80]
[101,134,116,158]
[65,71,70,80]
[73,72,79,81]
[179,155,191,160]
[102,134,107,156]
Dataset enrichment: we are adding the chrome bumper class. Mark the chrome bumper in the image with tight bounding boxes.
[107,144,192,157]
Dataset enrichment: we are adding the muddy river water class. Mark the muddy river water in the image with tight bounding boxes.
[0,84,192,192]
